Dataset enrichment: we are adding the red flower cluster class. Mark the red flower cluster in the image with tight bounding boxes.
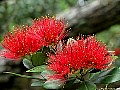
[114,48,120,56]
[29,17,67,46]
[48,36,112,79]
[0,28,43,60]
[0,17,66,60]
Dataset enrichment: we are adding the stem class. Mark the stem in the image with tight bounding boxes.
[3,72,41,80]
[49,45,56,53]
[105,84,109,90]
[79,69,91,81]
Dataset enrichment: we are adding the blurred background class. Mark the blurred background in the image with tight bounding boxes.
[0,0,120,90]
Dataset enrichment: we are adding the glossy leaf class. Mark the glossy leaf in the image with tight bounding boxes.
[77,81,96,90]
[90,69,111,82]
[63,79,76,89]
[41,70,54,79]
[114,57,120,67]
[43,79,64,89]
[23,58,34,69]
[31,81,44,86]
[26,65,47,73]
[31,52,47,66]
[91,67,120,84]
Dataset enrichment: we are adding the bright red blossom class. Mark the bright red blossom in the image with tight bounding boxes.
[114,48,120,56]
[29,17,67,46]
[0,27,44,60]
[0,16,67,60]
[48,36,112,79]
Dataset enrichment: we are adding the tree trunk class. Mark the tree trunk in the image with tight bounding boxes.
[57,0,120,36]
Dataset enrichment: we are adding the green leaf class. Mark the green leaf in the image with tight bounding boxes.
[114,57,120,67]
[31,81,44,86]
[31,52,47,66]
[89,72,100,80]
[43,79,64,89]
[63,79,76,89]
[3,72,38,79]
[41,70,54,79]
[92,67,120,84]
[23,58,34,69]
[74,79,81,84]
[26,65,47,73]
[77,81,96,90]
[90,69,111,82]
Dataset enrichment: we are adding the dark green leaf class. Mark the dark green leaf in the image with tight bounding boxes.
[89,72,100,80]
[91,67,120,84]
[43,79,64,89]
[23,58,34,69]
[77,81,96,90]
[114,57,120,67]
[31,52,47,66]
[31,81,44,86]
[26,65,47,73]
[63,79,76,89]
[90,69,111,82]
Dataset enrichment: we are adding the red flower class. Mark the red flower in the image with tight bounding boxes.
[0,27,43,60]
[114,48,120,56]
[0,16,67,60]
[48,36,112,79]
[29,17,67,46]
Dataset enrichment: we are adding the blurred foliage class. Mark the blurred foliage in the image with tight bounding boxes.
[96,24,120,78]
[96,24,120,50]
[0,0,77,39]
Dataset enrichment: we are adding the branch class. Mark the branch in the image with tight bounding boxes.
[57,0,120,36]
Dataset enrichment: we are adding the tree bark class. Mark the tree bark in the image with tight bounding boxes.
[57,0,120,36]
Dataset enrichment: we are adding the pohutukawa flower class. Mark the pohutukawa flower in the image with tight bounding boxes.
[29,16,67,46]
[0,27,44,60]
[114,48,120,56]
[48,36,112,79]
